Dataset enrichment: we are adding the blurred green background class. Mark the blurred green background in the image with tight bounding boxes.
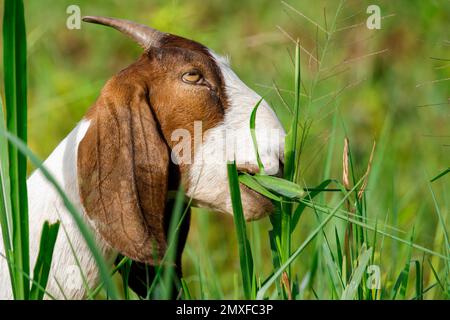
[1,0,448,298]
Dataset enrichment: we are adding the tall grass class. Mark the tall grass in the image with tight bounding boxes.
[219,1,450,299]
[222,67,450,299]
[2,0,29,299]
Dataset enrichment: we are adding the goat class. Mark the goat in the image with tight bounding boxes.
[0,16,285,299]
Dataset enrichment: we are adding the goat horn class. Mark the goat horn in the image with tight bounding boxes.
[82,16,165,49]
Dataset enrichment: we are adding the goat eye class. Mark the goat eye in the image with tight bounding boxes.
[182,71,202,84]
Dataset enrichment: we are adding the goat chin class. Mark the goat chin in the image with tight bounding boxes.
[0,120,117,300]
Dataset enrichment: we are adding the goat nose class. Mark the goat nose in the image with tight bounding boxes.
[264,160,283,177]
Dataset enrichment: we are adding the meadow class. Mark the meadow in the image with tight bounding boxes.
[0,0,449,299]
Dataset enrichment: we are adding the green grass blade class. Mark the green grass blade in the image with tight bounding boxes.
[430,168,449,182]
[391,262,410,300]
[0,97,13,249]
[238,174,281,202]
[120,259,132,300]
[322,243,344,295]
[198,263,205,299]
[273,40,301,289]
[334,227,343,274]
[283,42,301,181]
[390,231,414,300]
[144,192,194,298]
[227,161,255,299]
[30,221,60,300]
[268,224,283,297]
[252,174,305,199]
[428,183,450,279]
[0,97,16,294]
[3,0,29,299]
[180,278,192,300]
[162,185,186,299]
[249,98,265,173]
[145,193,194,298]
[283,41,301,182]
[427,258,445,292]
[413,260,423,300]
[322,112,338,181]
[0,130,120,299]
[60,222,93,299]
[341,245,372,300]
[90,256,129,299]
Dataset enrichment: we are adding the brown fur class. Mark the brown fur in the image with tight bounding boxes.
[78,36,228,263]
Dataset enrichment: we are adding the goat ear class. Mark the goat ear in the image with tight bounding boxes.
[77,74,169,264]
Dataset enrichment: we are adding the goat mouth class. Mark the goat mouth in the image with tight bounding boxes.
[236,164,261,175]
[235,160,285,220]
[236,171,275,221]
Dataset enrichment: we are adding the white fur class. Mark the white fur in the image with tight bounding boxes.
[187,52,286,215]
[0,120,117,300]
